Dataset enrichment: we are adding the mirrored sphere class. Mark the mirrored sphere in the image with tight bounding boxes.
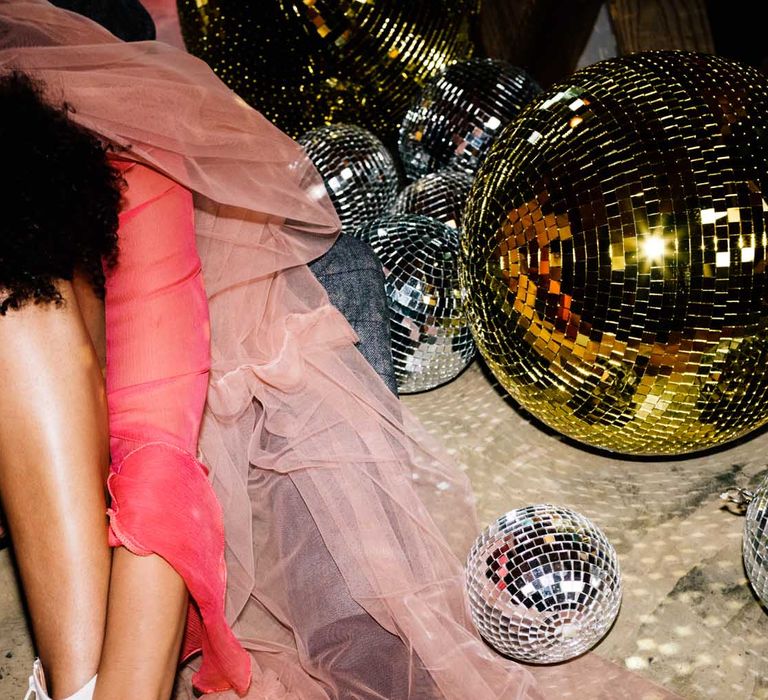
[177,0,476,138]
[356,215,474,393]
[399,58,541,181]
[466,505,622,664]
[745,474,768,606]
[462,52,768,455]
[390,170,474,230]
[299,124,399,232]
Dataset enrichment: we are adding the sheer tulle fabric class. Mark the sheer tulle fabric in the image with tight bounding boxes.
[1,4,679,699]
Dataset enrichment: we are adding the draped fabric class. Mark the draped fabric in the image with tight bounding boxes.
[105,160,249,693]
[1,3,679,698]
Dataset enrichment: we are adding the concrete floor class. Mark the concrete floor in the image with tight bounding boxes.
[1,360,767,698]
[404,362,768,700]
[0,543,33,697]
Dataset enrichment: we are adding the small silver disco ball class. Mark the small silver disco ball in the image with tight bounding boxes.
[744,474,768,606]
[299,124,399,232]
[398,58,541,180]
[466,505,622,664]
[390,170,474,230]
[356,214,475,393]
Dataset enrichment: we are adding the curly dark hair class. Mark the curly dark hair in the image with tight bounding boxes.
[0,70,123,315]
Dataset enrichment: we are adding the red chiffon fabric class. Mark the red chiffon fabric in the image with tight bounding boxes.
[105,160,249,693]
[0,3,680,699]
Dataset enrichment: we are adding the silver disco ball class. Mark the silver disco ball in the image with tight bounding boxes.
[398,58,541,180]
[299,124,399,232]
[390,170,474,230]
[466,505,622,664]
[744,474,768,606]
[356,214,475,393]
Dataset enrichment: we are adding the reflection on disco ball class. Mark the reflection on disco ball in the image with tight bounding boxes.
[356,215,474,393]
[177,0,476,138]
[461,52,768,455]
[466,504,622,664]
[299,124,399,232]
[399,58,541,181]
[390,170,474,230]
[744,474,768,606]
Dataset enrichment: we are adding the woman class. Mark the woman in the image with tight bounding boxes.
[1,67,247,699]
[1,3,679,700]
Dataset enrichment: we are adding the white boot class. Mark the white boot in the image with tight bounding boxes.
[24,659,97,700]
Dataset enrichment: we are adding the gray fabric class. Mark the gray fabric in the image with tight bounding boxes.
[266,474,439,699]
[309,234,398,395]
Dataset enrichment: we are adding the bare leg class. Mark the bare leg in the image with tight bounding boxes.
[95,551,188,700]
[70,275,189,700]
[0,281,110,698]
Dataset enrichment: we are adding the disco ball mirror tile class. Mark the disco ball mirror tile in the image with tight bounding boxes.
[390,170,474,230]
[466,504,621,664]
[299,124,399,232]
[357,215,474,393]
[399,58,541,181]
[744,474,768,607]
[177,0,476,139]
[461,52,768,455]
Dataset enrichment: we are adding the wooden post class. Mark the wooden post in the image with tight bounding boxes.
[608,0,715,53]
[476,0,603,88]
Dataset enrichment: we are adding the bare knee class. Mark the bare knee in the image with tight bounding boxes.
[0,279,104,382]
[0,279,108,489]
[0,283,111,698]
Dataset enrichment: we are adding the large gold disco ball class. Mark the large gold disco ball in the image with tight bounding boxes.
[461,52,768,455]
[177,0,477,138]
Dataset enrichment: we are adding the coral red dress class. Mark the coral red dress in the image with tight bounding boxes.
[105,160,249,694]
